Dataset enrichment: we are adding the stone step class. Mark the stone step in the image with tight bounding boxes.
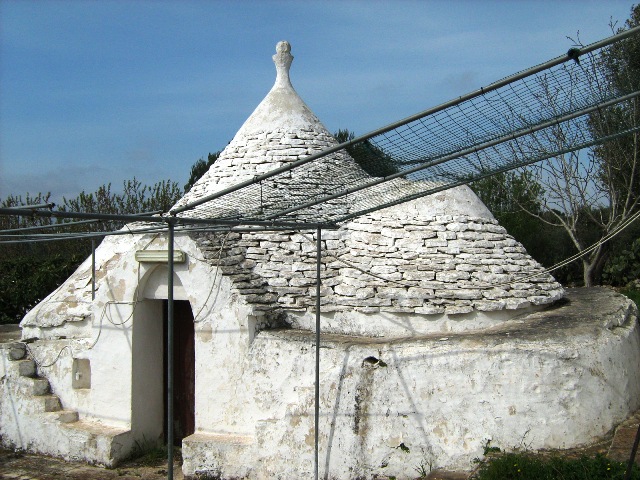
[425,471,470,480]
[54,410,79,424]
[608,423,640,464]
[12,375,51,397]
[41,394,62,413]
[17,359,37,378]
[0,324,21,343]
[31,377,51,396]
[8,342,27,361]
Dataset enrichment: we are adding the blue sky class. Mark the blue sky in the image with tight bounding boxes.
[0,0,636,203]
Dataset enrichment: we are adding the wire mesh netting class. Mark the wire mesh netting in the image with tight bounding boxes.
[173,26,640,226]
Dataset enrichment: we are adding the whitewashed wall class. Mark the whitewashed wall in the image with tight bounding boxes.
[183,289,640,479]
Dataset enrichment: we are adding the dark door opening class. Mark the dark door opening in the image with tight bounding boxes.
[163,300,195,446]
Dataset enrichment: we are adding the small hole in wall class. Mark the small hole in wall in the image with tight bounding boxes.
[397,442,410,453]
[72,358,91,389]
[363,356,387,368]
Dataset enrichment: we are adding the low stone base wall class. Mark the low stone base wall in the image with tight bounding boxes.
[183,288,640,479]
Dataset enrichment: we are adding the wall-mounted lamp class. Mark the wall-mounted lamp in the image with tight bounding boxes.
[135,250,187,263]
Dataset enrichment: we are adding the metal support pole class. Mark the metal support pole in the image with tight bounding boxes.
[167,219,176,480]
[91,239,96,300]
[314,227,321,480]
[624,423,640,480]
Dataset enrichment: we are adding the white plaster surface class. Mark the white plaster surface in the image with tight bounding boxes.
[0,342,133,466]
[6,230,258,462]
[182,288,640,479]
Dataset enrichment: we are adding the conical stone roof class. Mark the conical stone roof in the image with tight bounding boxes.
[173,40,362,214]
[13,41,565,338]
[178,41,564,336]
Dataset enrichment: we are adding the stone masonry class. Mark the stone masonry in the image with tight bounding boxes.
[195,205,562,328]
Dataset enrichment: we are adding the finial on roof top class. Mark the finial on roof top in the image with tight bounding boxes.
[273,41,293,88]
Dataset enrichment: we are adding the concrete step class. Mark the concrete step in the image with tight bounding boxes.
[182,432,254,478]
[41,394,62,412]
[17,359,37,377]
[184,432,254,445]
[54,410,79,424]
[12,416,133,467]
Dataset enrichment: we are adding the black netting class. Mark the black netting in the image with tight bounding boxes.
[175,29,640,226]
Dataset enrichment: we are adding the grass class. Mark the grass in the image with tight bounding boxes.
[473,452,640,480]
[130,444,171,466]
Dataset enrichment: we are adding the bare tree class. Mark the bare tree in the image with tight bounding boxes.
[509,10,640,287]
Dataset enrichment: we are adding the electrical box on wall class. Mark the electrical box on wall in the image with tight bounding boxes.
[72,358,91,389]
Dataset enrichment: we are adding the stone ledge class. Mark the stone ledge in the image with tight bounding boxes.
[0,325,21,344]
[268,287,636,344]
[184,432,254,445]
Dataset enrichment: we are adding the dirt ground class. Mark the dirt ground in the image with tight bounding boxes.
[0,447,473,479]
[0,435,628,480]
[0,416,637,480]
[0,448,185,480]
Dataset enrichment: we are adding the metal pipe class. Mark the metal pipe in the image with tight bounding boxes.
[0,207,336,230]
[170,25,640,216]
[171,218,335,229]
[314,227,321,480]
[167,219,176,480]
[0,208,166,224]
[0,225,340,244]
[0,228,169,244]
[91,239,96,301]
[5,203,55,210]
[0,219,99,234]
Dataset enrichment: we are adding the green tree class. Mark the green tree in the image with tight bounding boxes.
[0,192,56,232]
[334,129,399,177]
[61,177,182,232]
[471,170,563,273]
[505,7,640,287]
[184,151,221,192]
[0,178,183,324]
[590,4,640,286]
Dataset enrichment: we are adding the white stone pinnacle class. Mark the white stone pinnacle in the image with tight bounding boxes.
[273,41,293,89]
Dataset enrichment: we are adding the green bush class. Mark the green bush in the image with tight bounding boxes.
[0,177,183,326]
[621,288,640,309]
[604,238,640,287]
[0,255,85,325]
[474,452,640,480]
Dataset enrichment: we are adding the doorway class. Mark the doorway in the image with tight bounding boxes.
[163,299,195,445]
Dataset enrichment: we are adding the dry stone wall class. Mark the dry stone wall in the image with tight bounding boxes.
[174,128,366,222]
[193,210,563,327]
[178,76,562,327]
